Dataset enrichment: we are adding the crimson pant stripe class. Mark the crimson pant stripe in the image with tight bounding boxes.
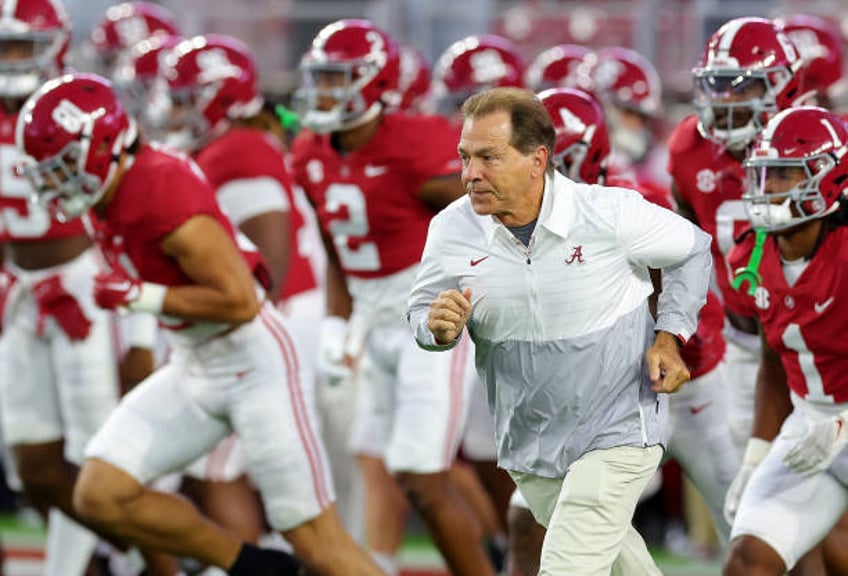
[260,306,331,507]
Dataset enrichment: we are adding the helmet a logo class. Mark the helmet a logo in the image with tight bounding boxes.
[592,59,622,91]
[787,30,827,61]
[114,16,151,48]
[52,99,94,134]
[197,48,241,82]
[470,49,508,84]
[776,32,799,63]
[557,107,586,135]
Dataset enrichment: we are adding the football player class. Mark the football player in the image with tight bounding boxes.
[16,72,382,576]
[88,0,180,79]
[523,43,594,93]
[668,15,807,472]
[430,33,525,122]
[587,46,669,195]
[291,19,493,576]
[723,105,848,576]
[151,32,330,548]
[776,14,847,110]
[0,2,129,574]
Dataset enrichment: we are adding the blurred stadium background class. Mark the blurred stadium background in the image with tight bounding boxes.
[63,0,848,99]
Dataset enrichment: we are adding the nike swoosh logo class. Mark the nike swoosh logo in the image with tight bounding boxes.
[364,164,387,178]
[689,402,711,415]
[470,256,489,267]
[814,297,835,314]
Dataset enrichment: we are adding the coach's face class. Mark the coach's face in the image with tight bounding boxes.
[459,110,544,227]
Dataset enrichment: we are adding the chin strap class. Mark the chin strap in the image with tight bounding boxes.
[731,228,767,296]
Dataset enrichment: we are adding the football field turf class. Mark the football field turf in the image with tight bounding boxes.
[0,515,722,575]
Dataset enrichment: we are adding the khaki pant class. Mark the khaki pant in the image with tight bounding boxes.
[511,445,663,576]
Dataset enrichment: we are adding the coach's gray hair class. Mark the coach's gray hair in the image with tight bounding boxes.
[462,87,555,175]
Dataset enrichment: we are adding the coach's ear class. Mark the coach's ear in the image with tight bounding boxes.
[531,144,548,179]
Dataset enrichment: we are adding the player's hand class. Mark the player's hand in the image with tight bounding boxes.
[32,275,92,341]
[784,415,848,476]
[319,316,353,385]
[93,270,142,311]
[724,437,771,524]
[427,288,472,345]
[646,331,690,393]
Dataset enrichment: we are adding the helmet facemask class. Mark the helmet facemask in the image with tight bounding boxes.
[743,156,838,232]
[693,71,778,151]
[295,60,383,134]
[148,80,210,151]
[20,141,107,222]
[0,32,64,98]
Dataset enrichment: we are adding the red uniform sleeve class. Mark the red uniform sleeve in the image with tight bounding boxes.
[196,128,290,188]
[406,115,463,180]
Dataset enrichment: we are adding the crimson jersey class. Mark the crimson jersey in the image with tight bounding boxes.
[0,107,85,242]
[290,113,462,279]
[668,114,749,315]
[97,144,263,288]
[607,172,725,378]
[195,128,318,300]
[727,227,848,402]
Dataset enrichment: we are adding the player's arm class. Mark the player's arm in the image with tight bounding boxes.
[238,210,290,302]
[670,181,700,226]
[418,173,465,211]
[158,215,261,323]
[320,229,352,319]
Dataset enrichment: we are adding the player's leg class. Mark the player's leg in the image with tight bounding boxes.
[238,306,382,574]
[349,333,408,572]
[723,330,761,458]
[0,259,119,575]
[73,360,296,574]
[506,487,545,576]
[459,363,513,569]
[726,408,848,576]
[666,361,739,545]
[390,330,494,576]
[356,454,408,574]
[283,289,368,543]
[182,436,264,544]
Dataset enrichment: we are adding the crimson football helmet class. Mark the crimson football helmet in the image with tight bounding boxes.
[537,87,610,184]
[777,14,846,105]
[90,1,180,75]
[587,46,661,163]
[394,44,431,113]
[525,44,594,93]
[295,19,401,134]
[431,34,525,117]
[590,47,661,117]
[15,73,137,221]
[151,34,262,151]
[743,106,848,232]
[0,0,70,98]
[693,17,807,151]
[112,33,183,122]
